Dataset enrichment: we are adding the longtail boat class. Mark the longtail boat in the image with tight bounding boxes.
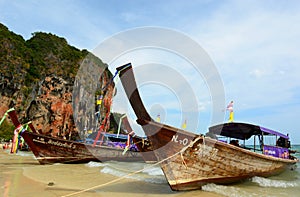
[117,63,298,191]
[7,109,145,164]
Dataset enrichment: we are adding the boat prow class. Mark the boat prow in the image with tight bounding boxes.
[117,63,298,191]
[7,109,145,164]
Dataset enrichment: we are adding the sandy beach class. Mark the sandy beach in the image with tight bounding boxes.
[0,150,221,197]
[1,144,300,197]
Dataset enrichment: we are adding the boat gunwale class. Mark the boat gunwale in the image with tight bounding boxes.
[142,119,298,164]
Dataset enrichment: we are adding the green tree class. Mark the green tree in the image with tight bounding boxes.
[0,119,14,142]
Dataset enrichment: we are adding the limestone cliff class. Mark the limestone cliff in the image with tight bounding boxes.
[0,23,114,140]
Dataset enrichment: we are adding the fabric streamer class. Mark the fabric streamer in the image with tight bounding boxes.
[226,101,234,122]
[182,120,187,129]
[122,131,135,155]
[10,125,22,153]
[0,108,15,127]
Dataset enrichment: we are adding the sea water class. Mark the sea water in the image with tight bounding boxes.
[96,145,300,197]
[86,161,167,184]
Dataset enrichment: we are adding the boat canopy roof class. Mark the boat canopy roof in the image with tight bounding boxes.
[208,122,289,140]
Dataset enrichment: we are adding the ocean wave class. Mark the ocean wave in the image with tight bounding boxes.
[142,165,164,176]
[15,151,37,160]
[101,166,128,177]
[92,161,164,176]
[100,164,166,184]
[143,164,164,176]
[202,183,259,197]
[16,151,33,157]
[85,161,106,168]
[251,176,298,188]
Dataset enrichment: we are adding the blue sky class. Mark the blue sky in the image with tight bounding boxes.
[1,0,300,144]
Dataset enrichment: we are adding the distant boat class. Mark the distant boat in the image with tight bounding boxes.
[7,109,145,164]
[117,63,299,191]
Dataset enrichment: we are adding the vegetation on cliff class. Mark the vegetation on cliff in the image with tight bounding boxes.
[0,23,93,86]
[0,23,116,140]
[0,120,14,141]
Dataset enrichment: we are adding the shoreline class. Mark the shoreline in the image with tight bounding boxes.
[0,150,221,197]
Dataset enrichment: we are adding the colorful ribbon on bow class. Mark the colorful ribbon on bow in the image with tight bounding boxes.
[10,122,30,154]
[10,125,23,154]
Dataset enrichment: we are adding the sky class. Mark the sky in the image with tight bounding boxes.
[1,0,300,144]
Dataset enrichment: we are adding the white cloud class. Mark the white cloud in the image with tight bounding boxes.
[120,12,139,23]
[185,0,300,112]
[249,68,268,78]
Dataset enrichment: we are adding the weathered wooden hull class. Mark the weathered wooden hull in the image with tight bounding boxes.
[8,110,144,165]
[143,120,297,190]
[132,136,157,163]
[117,63,298,191]
[21,131,144,164]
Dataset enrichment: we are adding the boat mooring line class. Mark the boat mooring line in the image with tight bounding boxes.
[61,136,203,197]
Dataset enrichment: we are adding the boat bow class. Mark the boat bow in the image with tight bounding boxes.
[117,63,298,191]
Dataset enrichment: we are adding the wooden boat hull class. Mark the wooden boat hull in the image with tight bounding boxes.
[21,131,144,164]
[132,136,157,163]
[146,121,297,190]
[8,110,144,165]
[117,63,298,191]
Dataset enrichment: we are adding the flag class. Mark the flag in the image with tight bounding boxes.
[226,101,234,122]
[182,119,187,129]
[96,95,103,105]
[156,114,161,122]
[226,101,233,112]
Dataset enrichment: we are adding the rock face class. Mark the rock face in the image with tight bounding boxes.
[72,55,115,139]
[0,23,114,140]
[26,75,75,138]
[25,65,114,140]
[0,73,28,119]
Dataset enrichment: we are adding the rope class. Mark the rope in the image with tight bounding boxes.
[180,152,188,169]
[62,135,203,197]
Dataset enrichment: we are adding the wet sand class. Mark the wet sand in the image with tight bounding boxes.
[0,150,221,197]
